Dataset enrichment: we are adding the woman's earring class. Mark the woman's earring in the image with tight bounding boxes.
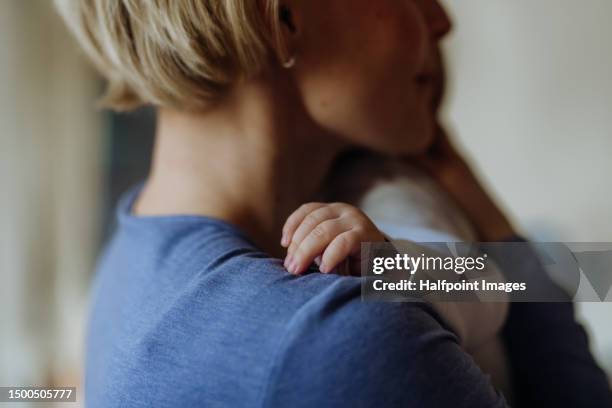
[282,56,296,69]
[279,5,296,69]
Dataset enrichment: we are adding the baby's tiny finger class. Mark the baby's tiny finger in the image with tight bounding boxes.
[290,206,339,250]
[319,231,359,274]
[289,219,347,274]
[281,202,325,247]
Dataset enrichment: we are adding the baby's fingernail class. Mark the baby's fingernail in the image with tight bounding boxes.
[283,255,290,269]
[280,234,288,247]
[319,262,328,273]
[290,260,300,275]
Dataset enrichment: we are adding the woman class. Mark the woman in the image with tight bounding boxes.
[56,0,611,406]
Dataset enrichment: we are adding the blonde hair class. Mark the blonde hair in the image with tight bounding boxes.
[55,0,287,111]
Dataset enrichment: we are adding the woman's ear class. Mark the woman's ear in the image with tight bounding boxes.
[275,2,301,68]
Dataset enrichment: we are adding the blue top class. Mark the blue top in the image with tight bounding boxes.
[86,187,612,407]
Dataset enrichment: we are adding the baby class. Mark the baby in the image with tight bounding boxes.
[281,154,511,396]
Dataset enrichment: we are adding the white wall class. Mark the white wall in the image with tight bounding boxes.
[0,1,102,400]
[441,0,612,373]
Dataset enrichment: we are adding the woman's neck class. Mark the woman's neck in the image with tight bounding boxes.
[135,82,346,257]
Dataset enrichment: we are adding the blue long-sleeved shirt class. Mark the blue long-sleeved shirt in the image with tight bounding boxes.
[86,187,612,407]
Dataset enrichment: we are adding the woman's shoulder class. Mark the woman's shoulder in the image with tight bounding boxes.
[259,274,504,407]
[93,197,494,406]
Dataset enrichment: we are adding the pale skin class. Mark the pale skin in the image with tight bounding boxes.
[281,202,386,275]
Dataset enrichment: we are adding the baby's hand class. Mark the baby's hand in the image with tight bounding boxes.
[281,202,386,275]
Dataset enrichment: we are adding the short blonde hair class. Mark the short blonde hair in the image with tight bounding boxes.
[55,0,285,111]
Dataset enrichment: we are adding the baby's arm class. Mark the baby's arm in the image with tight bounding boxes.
[281,202,386,275]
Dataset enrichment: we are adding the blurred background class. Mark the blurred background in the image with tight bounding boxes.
[0,0,610,405]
